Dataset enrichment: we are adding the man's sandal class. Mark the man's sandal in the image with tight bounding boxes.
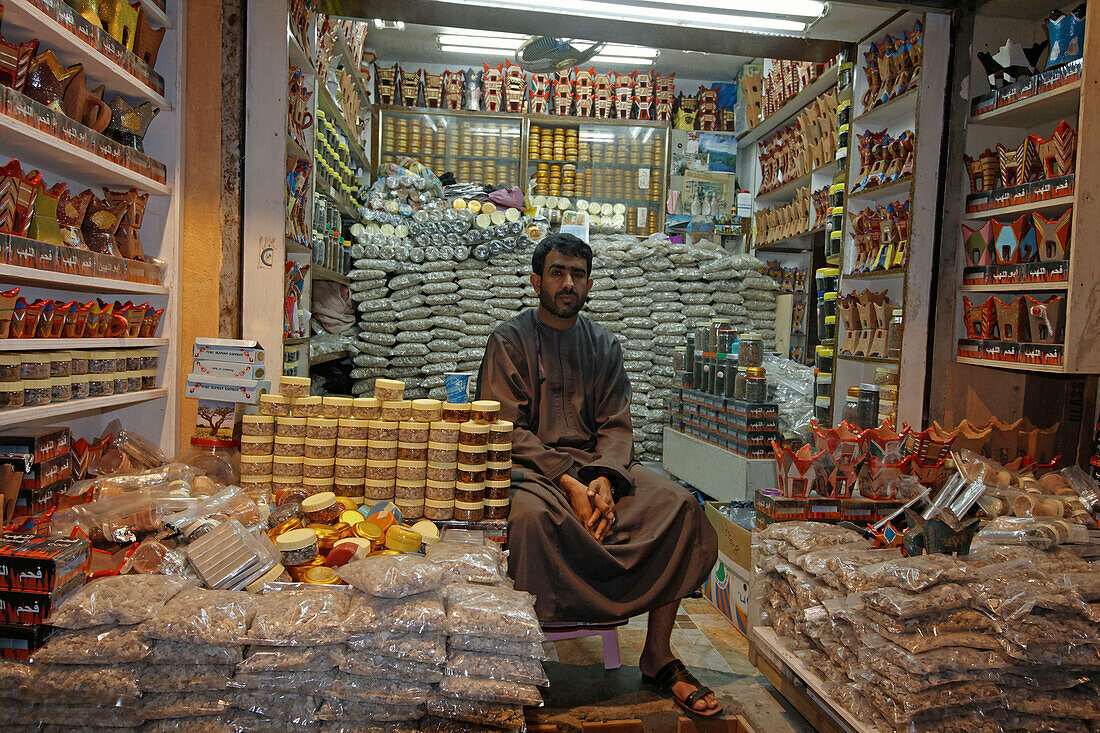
[641,658,724,718]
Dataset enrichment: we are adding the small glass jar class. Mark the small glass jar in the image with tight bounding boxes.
[373,378,406,402]
[426,462,457,483]
[745,367,768,403]
[442,402,470,422]
[334,478,365,498]
[303,458,335,478]
[338,419,369,441]
[470,400,500,424]
[367,441,398,461]
[124,351,140,371]
[86,351,114,375]
[365,459,397,482]
[857,383,880,430]
[279,375,311,398]
[887,308,904,358]
[260,394,290,417]
[457,464,486,484]
[485,498,509,519]
[486,443,511,463]
[88,375,113,398]
[411,398,442,423]
[140,369,157,390]
[290,396,321,418]
[0,354,20,382]
[0,380,24,408]
[455,481,485,501]
[396,460,427,482]
[276,528,319,565]
[335,458,365,479]
[301,492,340,524]
[48,352,71,378]
[426,479,456,499]
[272,455,304,477]
[239,435,274,457]
[322,396,353,419]
[273,477,307,499]
[459,422,489,446]
[396,499,424,520]
[486,461,512,482]
[485,480,510,500]
[336,439,367,460]
[823,315,837,343]
[242,415,275,436]
[240,476,271,500]
[139,349,158,370]
[427,442,458,463]
[368,420,399,442]
[70,351,89,376]
[277,417,307,438]
[429,421,461,444]
[352,397,382,420]
[21,354,50,380]
[113,373,128,394]
[488,421,513,445]
[306,417,339,440]
[302,476,335,495]
[382,400,412,422]
[454,500,484,522]
[395,480,425,500]
[50,376,71,402]
[398,420,429,444]
[457,445,487,466]
[424,498,454,520]
[70,375,90,400]
[24,379,51,406]
[364,479,396,501]
[305,438,337,459]
[739,333,764,369]
[275,486,309,508]
[126,370,141,392]
[842,386,860,425]
[398,442,427,462]
[240,455,273,475]
[274,436,305,457]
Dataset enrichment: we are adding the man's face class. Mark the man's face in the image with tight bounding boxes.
[533,249,592,320]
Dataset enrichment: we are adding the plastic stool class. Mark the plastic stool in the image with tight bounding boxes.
[542,624,623,670]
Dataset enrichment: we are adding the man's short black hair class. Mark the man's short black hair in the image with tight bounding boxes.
[532,233,593,277]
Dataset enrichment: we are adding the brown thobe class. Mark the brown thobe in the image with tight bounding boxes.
[476,309,718,623]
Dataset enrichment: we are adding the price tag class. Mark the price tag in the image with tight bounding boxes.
[638,168,650,189]
[637,207,647,227]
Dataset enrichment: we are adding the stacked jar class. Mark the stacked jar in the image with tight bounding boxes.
[334,413,367,500]
[485,419,513,519]
[395,416,429,520]
[0,353,22,408]
[239,414,275,501]
[425,403,467,521]
[303,416,338,497]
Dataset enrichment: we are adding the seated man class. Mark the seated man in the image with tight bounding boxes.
[476,233,722,717]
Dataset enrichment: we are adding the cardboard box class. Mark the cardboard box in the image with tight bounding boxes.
[705,501,751,571]
[703,502,753,636]
[0,622,53,660]
[0,533,89,591]
[192,338,265,365]
[0,428,70,464]
[0,571,84,624]
[192,358,267,381]
[184,375,270,404]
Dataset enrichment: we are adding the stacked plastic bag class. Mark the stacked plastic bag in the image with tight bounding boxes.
[350,232,777,462]
[752,521,1100,732]
[0,542,544,731]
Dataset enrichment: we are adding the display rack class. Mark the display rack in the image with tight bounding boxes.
[828,11,950,428]
[0,0,179,450]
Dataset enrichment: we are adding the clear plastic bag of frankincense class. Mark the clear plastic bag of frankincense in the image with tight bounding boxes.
[337,554,446,598]
[446,649,549,686]
[443,583,542,642]
[49,574,195,629]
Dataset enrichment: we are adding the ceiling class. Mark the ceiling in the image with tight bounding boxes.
[322,0,926,63]
[364,23,752,83]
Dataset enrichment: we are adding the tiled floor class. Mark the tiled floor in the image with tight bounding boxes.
[535,598,814,732]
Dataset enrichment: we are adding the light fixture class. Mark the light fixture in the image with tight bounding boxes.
[373,19,405,30]
[591,55,658,65]
[438,32,659,62]
[429,0,822,34]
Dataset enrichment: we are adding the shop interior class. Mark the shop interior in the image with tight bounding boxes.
[0,0,1096,730]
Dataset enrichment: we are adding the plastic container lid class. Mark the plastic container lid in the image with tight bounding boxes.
[847,386,861,398]
[306,417,338,427]
[281,376,310,388]
[442,402,469,410]
[368,420,398,429]
[745,367,766,378]
[338,418,369,427]
[23,353,50,363]
[261,394,288,404]
[305,437,337,445]
[411,520,440,544]
[0,354,19,365]
[429,420,461,430]
[825,316,837,324]
[245,563,287,593]
[816,267,839,276]
[458,444,488,454]
[460,421,489,434]
[489,420,513,432]
[243,414,274,423]
[353,397,381,408]
[485,479,511,488]
[823,292,838,301]
[323,396,353,406]
[384,399,412,409]
[385,525,422,553]
[399,420,429,430]
[816,346,834,357]
[301,492,337,514]
[412,398,441,410]
[295,396,322,406]
[275,435,305,444]
[276,528,318,551]
[277,417,307,425]
[471,400,500,412]
[375,378,405,391]
[397,459,428,468]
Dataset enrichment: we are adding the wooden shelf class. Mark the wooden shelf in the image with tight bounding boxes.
[0,337,168,351]
[956,355,1066,373]
[756,160,836,203]
[138,0,171,28]
[2,0,169,109]
[318,85,370,171]
[662,427,776,502]
[837,354,899,366]
[960,281,1068,292]
[284,336,309,345]
[287,24,315,76]
[309,349,348,366]
[971,80,1082,126]
[0,264,169,294]
[285,238,312,255]
[739,66,839,147]
[843,268,906,280]
[311,266,349,285]
[964,193,1075,220]
[849,174,913,199]
[0,388,167,427]
[319,186,360,220]
[755,225,826,252]
[0,111,169,194]
[750,627,880,733]
[333,33,373,120]
[854,87,919,127]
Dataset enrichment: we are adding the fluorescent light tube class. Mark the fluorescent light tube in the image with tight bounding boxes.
[438,35,525,49]
[439,45,518,55]
[591,55,660,65]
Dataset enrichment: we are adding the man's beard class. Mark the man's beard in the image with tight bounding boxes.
[541,288,586,319]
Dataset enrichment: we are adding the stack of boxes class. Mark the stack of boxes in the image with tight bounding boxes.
[675,392,781,459]
[0,428,72,521]
[0,532,88,659]
[185,338,270,441]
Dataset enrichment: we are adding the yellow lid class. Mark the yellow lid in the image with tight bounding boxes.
[456,481,485,491]
[353,397,381,408]
[815,346,834,357]
[295,396,322,406]
[427,441,458,451]
[368,420,398,430]
[272,475,301,484]
[282,376,310,387]
[245,563,287,593]
[484,498,510,507]
[427,461,457,470]
[303,566,343,585]
[429,420,461,431]
[399,420,429,430]
[335,458,367,467]
[274,435,305,444]
[460,421,489,434]
[746,367,766,378]
[411,519,440,544]
[384,399,412,410]
[324,396,353,407]
[303,457,336,466]
[424,498,454,509]
[364,478,397,489]
[365,458,397,468]
[823,292,838,301]
[242,414,274,424]
[339,509,367,526]
[412,398,442,411]
[486,461,512,470]
[426,479,456,489]
[385,525,423,552]
[454,500,484,510]
[305,437,337,446]
[275,528,318,551]
[398,442,427,450]
[488,442,512,451]
[23,354,49,363]
[847,386,861,398]
[375,378,406,391]
[471,400,500,413]
[485,479,511,489]
[368,440,399,449]
[272,455,303,464]
[489,420,513,433]
[277,417,307,426]
[0,354,20,365]
[442,402,470,411]
[302,493,338,515]
[354,521,383,540]
[338,438,369,447]
[817,267,839,276]
[241,434,272,444]
[302,476,334,486]
[458,444,488,454]
[338,418,369,428]
[825,316,837,324]
[397,459,428,468]
[457,463,486,472]
[306,417,338,428]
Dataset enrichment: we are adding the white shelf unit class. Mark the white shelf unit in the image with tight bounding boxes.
[244,2,315,384]
[831,11,951,428]
[0,0,181,451]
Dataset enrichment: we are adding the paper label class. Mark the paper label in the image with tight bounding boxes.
[637,207,648,227]
[638,168,650,189]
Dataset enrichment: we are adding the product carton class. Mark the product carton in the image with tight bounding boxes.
[0,533,89,591]
[192,337,265,365]
[185,374,271,439]
[192,358,267,381]
[703,501,753,635]
[0,621,53,660]
[0,571,85,624]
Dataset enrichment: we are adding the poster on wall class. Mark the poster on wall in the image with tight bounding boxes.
[682,170,733,218]
[670,130,739,175]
